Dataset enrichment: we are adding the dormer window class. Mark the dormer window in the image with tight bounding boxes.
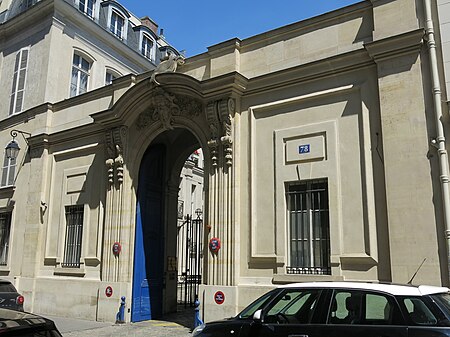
[141,34,154,60]
[79,0,94,18]
[103,2,130,41]
[110,10,125,39]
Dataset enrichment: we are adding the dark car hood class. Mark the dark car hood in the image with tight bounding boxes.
[0,308,54,330]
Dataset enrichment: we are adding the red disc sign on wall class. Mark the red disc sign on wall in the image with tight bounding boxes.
[105,286,113,297]
[214,291,225,305]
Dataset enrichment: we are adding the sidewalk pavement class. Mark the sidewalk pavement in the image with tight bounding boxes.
[39,308,195,337]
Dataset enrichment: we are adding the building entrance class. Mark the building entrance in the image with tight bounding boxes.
[131,127,204,322]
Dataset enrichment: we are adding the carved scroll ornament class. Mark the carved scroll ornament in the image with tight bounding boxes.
[105,127,127,186]
[136,88,202,131]
[206,98,235,168]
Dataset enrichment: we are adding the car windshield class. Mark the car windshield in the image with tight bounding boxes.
[399,294,450,326]
[238,289,278,319]
[431,292,450,322]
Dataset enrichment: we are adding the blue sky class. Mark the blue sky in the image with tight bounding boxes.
[121,1,362,57]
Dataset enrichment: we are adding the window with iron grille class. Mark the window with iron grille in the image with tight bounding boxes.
[286,179,331,275]
[62,205,84,268]
[0,212,12,266]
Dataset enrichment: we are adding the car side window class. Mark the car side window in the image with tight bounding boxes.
[402,298,438,325]
[329,290,399,325]
[264,289,320,324]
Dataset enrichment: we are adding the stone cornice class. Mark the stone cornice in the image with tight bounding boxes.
[207,38,241,57]
[0,0,53,41]
[200,72,248,100]
[364,28,425,62]
[242,2,372,53]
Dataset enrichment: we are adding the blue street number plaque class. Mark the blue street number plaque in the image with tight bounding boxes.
[299,144,310,154]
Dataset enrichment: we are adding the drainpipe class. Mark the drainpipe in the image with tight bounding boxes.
[423,0,450,284]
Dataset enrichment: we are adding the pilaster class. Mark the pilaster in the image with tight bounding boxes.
[102,126,129,282]
[205,97,235,286]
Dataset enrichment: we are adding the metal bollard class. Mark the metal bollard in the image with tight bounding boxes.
[194,298,204,328]
[115,296,126,324]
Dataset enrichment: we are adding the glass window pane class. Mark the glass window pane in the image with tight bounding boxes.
[266,290,320,324]
[20,50,28,69]
[402,298,438,325]
[1,167,8,186]
[81,58,89,71]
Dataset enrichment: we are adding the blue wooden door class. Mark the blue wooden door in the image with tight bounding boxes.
[132,145,165,322]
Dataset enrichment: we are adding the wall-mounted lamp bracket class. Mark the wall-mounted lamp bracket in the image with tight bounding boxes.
[5,129,31,160]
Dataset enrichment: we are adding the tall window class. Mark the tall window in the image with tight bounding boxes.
[110,10,125,39]
[9,48,29,115]
[286,179,330,275]
[1,152,17,187]
[105,71,116,85]
[0,212,11,266]
[79,0,94,18]
[141,34,154,60]
[70,54,90,97]
[62,205,84,268]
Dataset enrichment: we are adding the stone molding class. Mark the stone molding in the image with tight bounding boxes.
[365,28,425,62]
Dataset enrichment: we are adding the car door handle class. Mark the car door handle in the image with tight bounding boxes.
[289,335,308,337]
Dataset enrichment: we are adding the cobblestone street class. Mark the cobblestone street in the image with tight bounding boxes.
[47,307,195,337]
[63,320,192,337]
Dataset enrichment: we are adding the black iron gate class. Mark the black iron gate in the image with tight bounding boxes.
[177,212,203,306]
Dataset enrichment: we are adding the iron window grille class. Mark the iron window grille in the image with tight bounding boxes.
[286,179,331,275]
[62,205,84,268]
[0,213,12,266]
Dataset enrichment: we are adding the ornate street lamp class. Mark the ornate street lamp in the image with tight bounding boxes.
[5,130,31,160]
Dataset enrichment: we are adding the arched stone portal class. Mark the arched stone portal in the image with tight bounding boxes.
[93,73,241,320]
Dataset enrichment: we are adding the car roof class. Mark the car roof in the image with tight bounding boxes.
[280,281,450,296]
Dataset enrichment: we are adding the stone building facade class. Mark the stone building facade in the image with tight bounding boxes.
[0,0,450,323]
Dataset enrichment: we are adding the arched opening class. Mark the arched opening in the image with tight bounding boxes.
[131,128,204,322]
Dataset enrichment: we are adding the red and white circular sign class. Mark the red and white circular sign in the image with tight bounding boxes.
[214,291,225,305]
[105,286,113,297]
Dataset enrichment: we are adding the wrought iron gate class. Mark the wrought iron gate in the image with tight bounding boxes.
[177,211,203,306]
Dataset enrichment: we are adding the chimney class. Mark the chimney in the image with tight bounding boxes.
[140,16,158,34]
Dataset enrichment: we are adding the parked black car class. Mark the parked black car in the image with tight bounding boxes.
[0,279,24,311]
[0,308,62,336]
[193,281,450,337]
